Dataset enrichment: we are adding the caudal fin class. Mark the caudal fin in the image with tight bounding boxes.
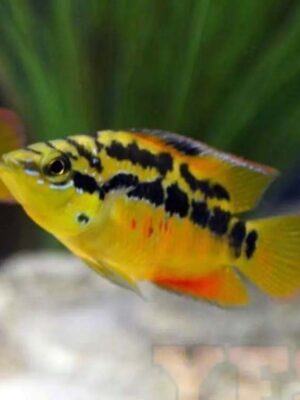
[237,215,300,300]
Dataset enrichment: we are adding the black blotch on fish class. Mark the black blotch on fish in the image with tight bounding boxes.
[229,221,246,257]
[73,171,105,199]
[67,138,103,173]
[190,200,209,228]
[180,163,230,201]
[165,183,189,217]
[106,140,173,176]
[128,179,165,207]
[208,207,231,236]
[245,230,258,259]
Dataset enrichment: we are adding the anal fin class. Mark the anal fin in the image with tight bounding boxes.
[153,268,249,306]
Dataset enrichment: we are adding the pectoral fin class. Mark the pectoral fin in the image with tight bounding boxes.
[83,257,143,297]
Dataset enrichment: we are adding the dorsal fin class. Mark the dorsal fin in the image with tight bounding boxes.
[127,129,279,213]
[79,256,142,296]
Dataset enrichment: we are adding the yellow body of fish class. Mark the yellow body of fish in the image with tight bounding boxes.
[1,129,300,306]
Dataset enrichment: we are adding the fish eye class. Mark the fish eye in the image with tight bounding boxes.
[44,156,71,177]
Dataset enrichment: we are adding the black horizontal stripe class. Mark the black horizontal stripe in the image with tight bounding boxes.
[106,140,173,176]
[72,170,165,209]
[67,138,102,173]
[180,163,230,201]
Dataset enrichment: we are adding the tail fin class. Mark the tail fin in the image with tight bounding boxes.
[237,215,300,300]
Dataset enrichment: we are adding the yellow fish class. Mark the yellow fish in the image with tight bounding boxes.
[1,129,300,306]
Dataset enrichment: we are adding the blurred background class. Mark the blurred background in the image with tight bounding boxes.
[0,1,300,399]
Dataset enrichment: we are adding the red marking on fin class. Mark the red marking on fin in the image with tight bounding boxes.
[154,269,249,306]
[155,274,221,298]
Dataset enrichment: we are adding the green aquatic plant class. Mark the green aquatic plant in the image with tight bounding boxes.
[0,0,299,170]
